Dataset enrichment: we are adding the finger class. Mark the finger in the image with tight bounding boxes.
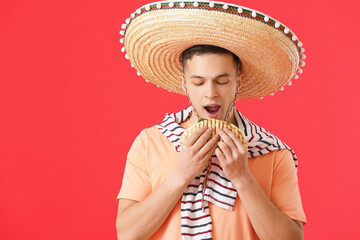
[218,141,233,160]
[191,127,214,151]
[197,133,220,159]
[218,129,237,151]
[184,126,208,146]
[215,147,226,163]
[201,136,219,162]
[223,128,247,154]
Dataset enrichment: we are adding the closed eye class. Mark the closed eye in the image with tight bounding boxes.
[191,78,205,86]
[217,81,228,85]
[216,77,229,85]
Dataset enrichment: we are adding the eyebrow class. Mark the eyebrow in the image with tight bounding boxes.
[190,73,231,79]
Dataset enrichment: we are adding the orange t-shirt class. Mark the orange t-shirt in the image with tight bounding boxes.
[117,119,307,239]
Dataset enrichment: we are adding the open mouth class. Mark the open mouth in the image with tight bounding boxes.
[204,105,221,118]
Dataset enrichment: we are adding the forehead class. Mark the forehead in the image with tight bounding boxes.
[184,53,237,76]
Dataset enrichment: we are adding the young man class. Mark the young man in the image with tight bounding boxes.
[116,2,307,239]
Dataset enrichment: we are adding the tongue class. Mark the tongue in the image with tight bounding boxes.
[206,106,220,113]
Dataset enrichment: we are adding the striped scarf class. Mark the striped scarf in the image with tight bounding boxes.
[155,106,298,240]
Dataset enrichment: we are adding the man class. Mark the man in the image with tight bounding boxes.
[116,1,306,239]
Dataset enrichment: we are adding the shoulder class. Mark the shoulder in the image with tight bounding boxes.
[131,125,173,150]
[127,126,158,152]
[250,149,297,176]
[252,149,294,165]
[272,149,297,172]
[249,149,297,196]
[136,125,166,141]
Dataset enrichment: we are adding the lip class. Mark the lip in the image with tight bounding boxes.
[203,104,221,118]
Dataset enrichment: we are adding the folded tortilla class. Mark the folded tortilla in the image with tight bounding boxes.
[179,118,248,148]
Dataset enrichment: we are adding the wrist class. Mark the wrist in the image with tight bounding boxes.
[167,170,191,190]
[231,170,255,191]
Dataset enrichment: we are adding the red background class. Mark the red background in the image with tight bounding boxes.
[1,0,359,239]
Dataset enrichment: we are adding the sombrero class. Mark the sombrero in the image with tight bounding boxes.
[119,0,306,100]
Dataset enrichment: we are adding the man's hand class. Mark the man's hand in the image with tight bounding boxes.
[215,127,249,181]
[215,128,304,240]
[177,126,220,184]
[116,126,219,239]
[117,125,304,240]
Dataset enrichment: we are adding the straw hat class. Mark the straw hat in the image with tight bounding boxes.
[119,0,306,100]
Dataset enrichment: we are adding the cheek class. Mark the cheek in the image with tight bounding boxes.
[230,87,238,97]
[222,85,237,97]
[185,86,202,104]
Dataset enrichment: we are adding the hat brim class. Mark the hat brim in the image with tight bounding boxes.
[121,1,305,100]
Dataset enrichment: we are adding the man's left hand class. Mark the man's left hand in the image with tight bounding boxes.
[215,127,250,182]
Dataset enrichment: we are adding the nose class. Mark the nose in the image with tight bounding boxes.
[205,82,218,99]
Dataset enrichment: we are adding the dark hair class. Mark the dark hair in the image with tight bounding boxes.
[181,45,242,73]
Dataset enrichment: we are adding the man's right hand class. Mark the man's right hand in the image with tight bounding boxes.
[117,126,219,240]
[176,126,220,184]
